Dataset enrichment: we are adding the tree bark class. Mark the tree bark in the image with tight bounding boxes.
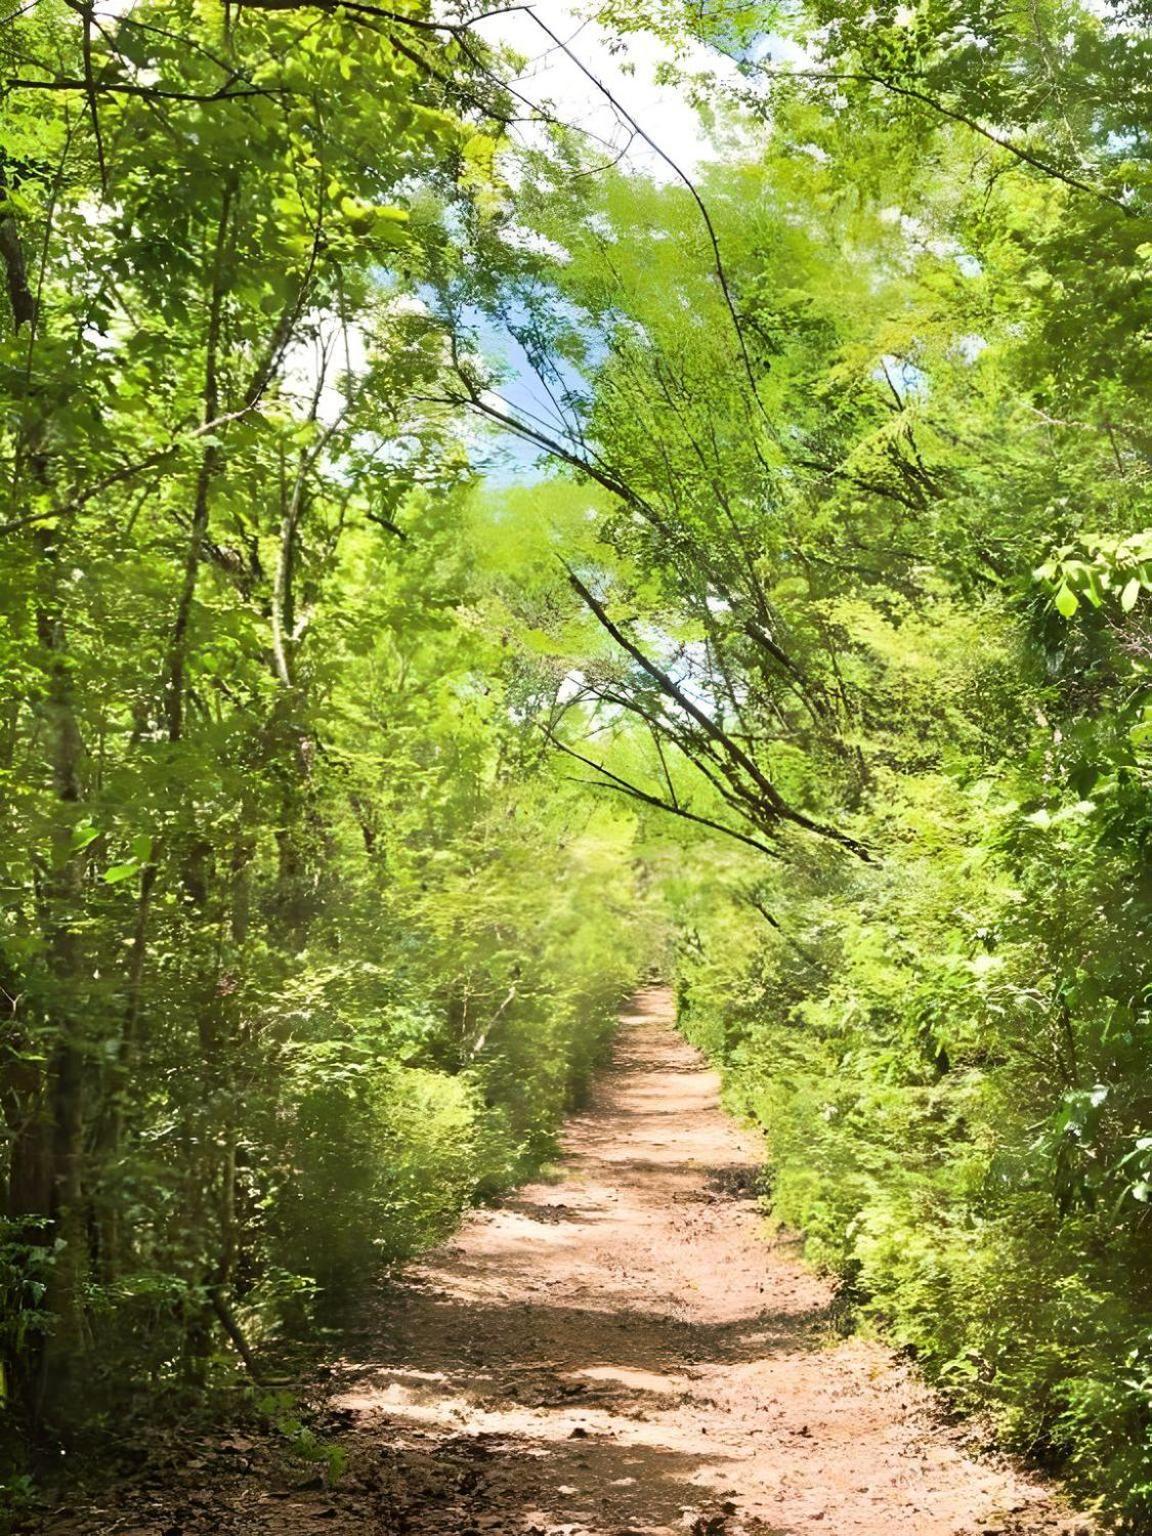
[3,530,90,1424]
[0,165,36,330]
[163,183,234,744]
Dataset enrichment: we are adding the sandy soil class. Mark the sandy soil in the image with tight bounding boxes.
[39,987,1091,1536]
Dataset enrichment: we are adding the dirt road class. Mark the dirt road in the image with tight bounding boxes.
[48,988,1088,1535]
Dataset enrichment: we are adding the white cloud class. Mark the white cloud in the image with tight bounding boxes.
[472,3,729,180]
[280,310,369,427]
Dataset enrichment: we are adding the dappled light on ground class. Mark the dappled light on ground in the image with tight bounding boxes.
[40,991,1089,1536]
[307,988,1086,1536]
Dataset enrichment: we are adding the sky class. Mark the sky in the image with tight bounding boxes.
[457,4,731,480]
[297,3,734,468]
[471,3,727,181]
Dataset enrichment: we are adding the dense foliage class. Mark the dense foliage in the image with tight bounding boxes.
[6,0,1152,1527]
[0,0,653,1478]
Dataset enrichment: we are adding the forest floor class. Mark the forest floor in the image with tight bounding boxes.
[35,987,1090,1536]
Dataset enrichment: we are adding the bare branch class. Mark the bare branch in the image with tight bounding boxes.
[565,563,874,860]
[546,731,783,860]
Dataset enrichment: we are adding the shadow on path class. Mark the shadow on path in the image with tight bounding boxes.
[33,987,1088,1536]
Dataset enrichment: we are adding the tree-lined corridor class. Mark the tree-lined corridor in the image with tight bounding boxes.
[5,0,1152,1527]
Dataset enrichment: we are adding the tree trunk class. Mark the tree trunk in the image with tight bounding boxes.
[163,183,233,745]
[4,530,90,1425]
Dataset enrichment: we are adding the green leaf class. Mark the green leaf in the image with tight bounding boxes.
[103,861,140,885]
[1121,577,1142,613]
[1054,583,1079,618]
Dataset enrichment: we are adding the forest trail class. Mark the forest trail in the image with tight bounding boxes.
[50,989,1087,1536]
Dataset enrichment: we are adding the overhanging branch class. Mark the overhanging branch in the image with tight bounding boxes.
[565,564,874,861]
[546,731,782,860]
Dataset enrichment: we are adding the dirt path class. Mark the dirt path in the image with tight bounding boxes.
[45,988,1089,1536]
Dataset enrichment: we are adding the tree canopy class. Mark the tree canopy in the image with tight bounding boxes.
[5,0,1152,1524]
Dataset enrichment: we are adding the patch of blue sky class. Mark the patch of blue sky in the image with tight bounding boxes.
[461,295,608,485]
[744,30,815,68]
[875,353,929,395]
